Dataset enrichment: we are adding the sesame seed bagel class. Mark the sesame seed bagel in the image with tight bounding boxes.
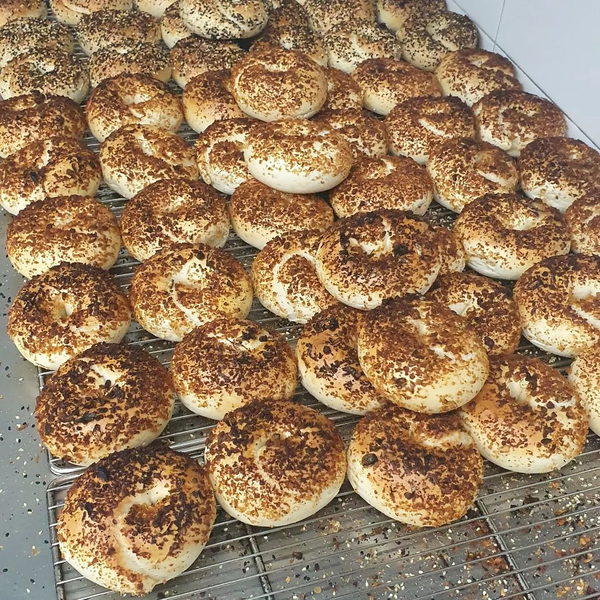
[359,297,489,413]
[519,137,600,213]
[160,0,192,48]
[86,73,183,143]
[461,354,588,473]
[135,0,176,17]
[323,19,402,74]
[7,262,131,370]
[230,178,333,250]
[568,344,600,436]
[312,109,388,160]
[432,224,466,275]
[195,117,257,194]
[385,96,475,165]
[0,49,89,103]
[0,18,74,69]
[316,210,441,310]
[322,67,363,112]
[267,0,309,29]
[435,49,521,107]
[205,399,346,527]
[129,242,252,341]
[172,318,297,420]
[427,137,519,213]
[88,41,171,88]
[0,0,46,27]
[428,272,521,355]
[170,36,245,88]
[473,90,567,157]
[244,119,353,194]
[375,0,446,32]
[99,124,198,199]
[453,193,571,280]
[77,9,160,56]
[514,254,600,358]
[251,229,337,323]
[329,155,433,218]
[296,303,386,415]
[179,0,269,39]
[397,10,479,72]
[120,178,229,261]
[57,445,216,596]
[183,70,244,133]
[6,195,121,279]
[231,48,327,121]
[347,404,483,526]
[565,190,600,255]
[352,57,441,116]
[50,0,133,26]
[36,343,174,465]
[0,92,86,158]
[303,0,374,37]
[0,136,101,215]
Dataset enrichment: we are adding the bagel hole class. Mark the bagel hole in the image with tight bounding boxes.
[57,301,74,321]
[122,92,152,106]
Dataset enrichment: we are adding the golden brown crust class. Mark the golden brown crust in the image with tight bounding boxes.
[328,155,433,218]
[304,0,373,36]
[385,96,475,164]
[473,90,567,157]
[252,22,326,66]
[57,444,216,596]
[565,189,600,255]
[348,404,483,526]
[322,67,363,112]
[36,343,174,465]
[120,178,229,261]
[375,0,446,31]
[6,195,121,279]
[428,272,521,354]
[431,224,466,275]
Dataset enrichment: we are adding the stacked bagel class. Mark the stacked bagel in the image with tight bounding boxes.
[1,0,599,596]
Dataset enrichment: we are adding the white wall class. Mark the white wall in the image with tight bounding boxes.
[448,0,600,149]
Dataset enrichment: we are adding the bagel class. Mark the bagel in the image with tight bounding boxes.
[433,224,466,275]
[160,0,193,48]
[267,0,309,29]
[329,155,433,218]
[99,124,198,199]
[134,0,176,17]
[170,36,245,88]
[0,18,74,69]
[7,262,131,370]
[244,119,353,194]
[303,0,374,37]
[179,0,269,39]
[347,405,483,526]
[88,41,171,88]
[352,57,441,116]
[519,137,600,212]
[36,343,174,465]
[0,0,46,27]
[229,178,333,249]
[6,195,121,278]
[427,137,519,213]
[0,92,86,158]
[375,0,446,32]
[0,136,101,215]
[120,178,229,261]
[195,117,257,194]
[315,210,441,310]
[86,73,183,143]
[251,229,338,323]
[312,109,388,159]
[435,49,521,107]
[568,344,600,436]
[171,318,297,420]
[323,19,402,73]
[205,399,346,526]
[182,69,244,133]
[322,67,363,112]
[453,193,571,280]
[231,48,327,121]
[428,272,521,354]
[397,10,479,72]
[0,49,89,103]
[473,90,567,157]
[385,95,475,165]
[57,445,216,595]
[129,242,253,341]
[296,303,386,415]
[513,254,600,358]
[565,190,600,255]
[50,0,133,26]
[461,354,588,473]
